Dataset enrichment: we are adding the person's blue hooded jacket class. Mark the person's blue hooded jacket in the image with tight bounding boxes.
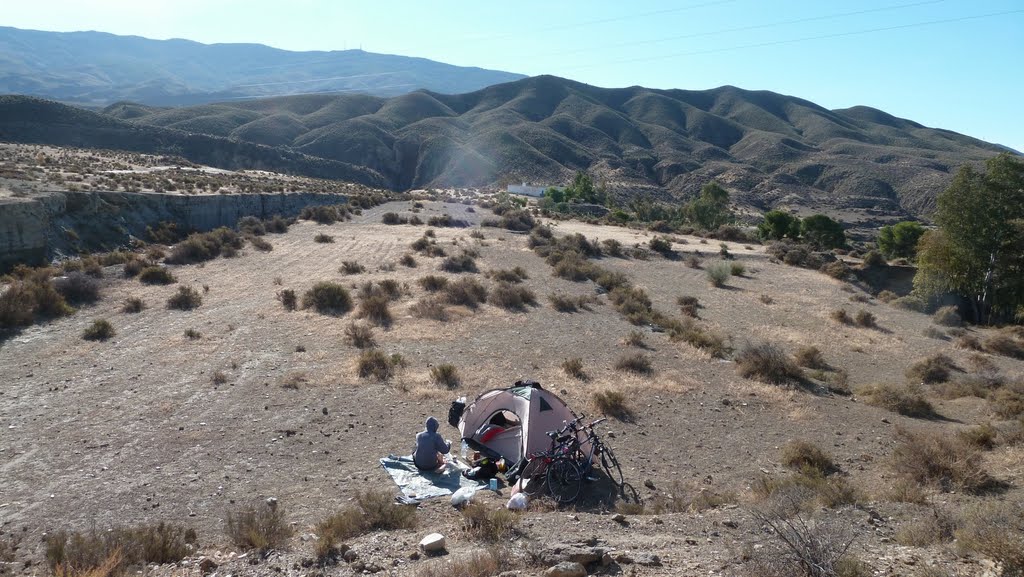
[414,417,451,470]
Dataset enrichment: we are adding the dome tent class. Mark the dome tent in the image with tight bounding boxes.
[450,380,578,463]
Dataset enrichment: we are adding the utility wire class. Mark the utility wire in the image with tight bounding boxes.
[560,8,1024,71]
[527,0,947,59]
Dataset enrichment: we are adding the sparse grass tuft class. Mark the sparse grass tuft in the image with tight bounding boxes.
[44,523,196,576]
[313,233,335,243]
[302,282,352,315]
[430,363,461,389]
[735,342,803,385]
[561,357,586,380]
[356,349,405,380]
[906,354,957,384]
[614,352,652,375]
[794,345,827,369]
[82,319,115,341]
[890,428,992,493]
[459,503,519,542]
[706,261,731,287]
[781,440,837,476]
[167,286,202,310]
[340,261,365,275]
[225,502,293,553]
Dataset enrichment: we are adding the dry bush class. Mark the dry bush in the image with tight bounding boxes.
[316,491,417,560]
[441,252,478,273]
[411,297,449,321]
[830,309,852,325]
[677,295,700,317]
[302,282,352,315]
[922,326,948,340]
[184,328,201,340]
[736,343,803,385]
[858,384,936,418]
[357,294,392,327]
[45,523,196,576]
[957,423,998,449]
[313,233,334,243]
[955,502,1024,576]
[249,236,273,252]
[601,238,623,257]
[381,212,407,225]
[794,346,827,369]
[121,297,145,314]
[344,322,376,349]
[932,306,962,327]
[821,260,852,280]
[460,503,519,542]
[138,266,176,285]
[418,275,449,292]
[614,352,652,375]
[905,354,957,384]
[55,272,100,305]
[281,373,307,390]
[985,333,1024,359]
[400,254,417,267]
[82,319,115,341]
[991,385,1024,419]
[759,294,774,305]
[686,255,702,269]
[853,310,876,328]
[781,441,838,477]
[956,334,984,351]
[608,285,654,325]
[666,317,730,358]
[753,472,859,510]
[277,288,297,311]
[561,357,586,380]
[706,261,731,287]
[357,349,405,380]
[643,481,736,514]
[122,258,145,278]
[552,253,594,281]
[430,363,461,389]
[443,278,487,308]
[167,286,202,310]
[548,293,581,312]
[730,261,746,276]
[889,428,992,493]
[211,371,228,385]
[166,228,243,264]
[895,508,956,547]
[225,502,293,553]
[624,329,646,347]
[488,282,537,310]
[876,290,897,303]
[486,267,528,283]
[340,261,365,275]
[593,390,632,420]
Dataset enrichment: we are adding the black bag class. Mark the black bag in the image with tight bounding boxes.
[447,398,465,428]
[462,457,499,480]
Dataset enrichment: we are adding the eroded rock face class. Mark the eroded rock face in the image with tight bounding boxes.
[0,189,348,270]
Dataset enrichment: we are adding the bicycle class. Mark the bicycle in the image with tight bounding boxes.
[516,417,584,504]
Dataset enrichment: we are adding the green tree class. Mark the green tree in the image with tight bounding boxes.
[800,215,846,249]
[544,186,565,204]
[687,182,734,230]
[878,221,926,259]
[564,171,598,203]
[914,153,1024,324]
[758,210,801,241]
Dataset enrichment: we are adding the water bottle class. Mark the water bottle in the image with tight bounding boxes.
[461,440,469,460]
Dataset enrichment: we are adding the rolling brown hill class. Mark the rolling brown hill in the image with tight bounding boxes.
[3,75,1011,218]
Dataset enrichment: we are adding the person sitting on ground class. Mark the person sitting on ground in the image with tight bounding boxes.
[413,416,451,471]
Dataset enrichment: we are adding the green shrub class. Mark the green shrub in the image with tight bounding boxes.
[735,342,803,385]
[861,250,887,268]
[706,261,731,287]
[302,282,352,315]
[430,363,461,388]
[138,266,176,285]
[166,228,243,264]
[82,319,115,341]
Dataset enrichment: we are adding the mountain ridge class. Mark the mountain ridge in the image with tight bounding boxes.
[0,26,526,105]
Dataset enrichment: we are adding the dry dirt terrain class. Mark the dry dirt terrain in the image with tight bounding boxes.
[2,198,1023,577]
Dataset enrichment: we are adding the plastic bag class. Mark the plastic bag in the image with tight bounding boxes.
[450,486,477,507]
[506,493,528,510]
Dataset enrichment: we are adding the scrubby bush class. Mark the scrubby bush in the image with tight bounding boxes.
[890,428,991,493]
[601,238,623,257]
[356,349,404,380]
[933,306,962,327]
[624,330,646,347]
[381,212,407,225]
[441,252,478,273]
[315,491,416,559]
[237,216,266,236]
[831,309,852,325]
[443,278,487,308]
[45,523,196,576]
[314,232,335,243]
[854,310,877,328]
[357,294,392,327]
[225,502,293,553]
[340,261,365,275]
[488,282,537,310]
[593,390,632,420]
[729,261,745,276]
[459,502,519,543]
[82,319,115,341]
[344,322,376,349]
[302,282,352,315]
[486,267,528,283]
[166,228,243,264]
[793,345,827,369]
[418,274,449,292]
[677,295,700,318]
[167,286,202,310]
[859,384,936,418]
[614,352,652,375]
[430,364,461,389]
[399,254,416,267]
[54,272,100,305]
[649,236,673,256]
[122,297,145,313]
[906,354,957,384]
[666,317,730,358]
[735,343,803,385]
[123,258,146,278]
[410,297,449,321]
[991,386,1024,419]
[781,440,838,476]
[548,293,584,313]
[984,333,1024,359]
[876,290,898,303]
[821,260,851,280]
[956,501,1024,575]
[861,250,887,268]
[277,288,298,311]
[706,261,731,287]
[138,266,176,285]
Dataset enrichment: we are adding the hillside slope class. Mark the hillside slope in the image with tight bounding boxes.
[0,26,526,105]
[113,75,1006,216]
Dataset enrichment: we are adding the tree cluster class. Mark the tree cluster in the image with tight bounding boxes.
[757,211,846,249]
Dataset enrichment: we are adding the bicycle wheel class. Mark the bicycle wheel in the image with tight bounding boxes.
[519,457,547,496]
[599,445,624,489]
[546,457,582,505]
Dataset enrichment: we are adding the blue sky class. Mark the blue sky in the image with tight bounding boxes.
[5,0,1023,150]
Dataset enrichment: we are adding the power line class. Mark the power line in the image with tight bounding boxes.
[527,0,947,59]
[560,8,1024,71]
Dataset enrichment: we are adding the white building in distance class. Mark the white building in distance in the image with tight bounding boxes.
[507,182,557,197]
